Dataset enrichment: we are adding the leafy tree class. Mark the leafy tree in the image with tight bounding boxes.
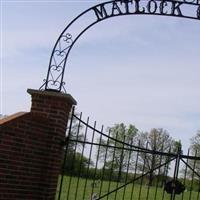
[98,123,138,181]
[188,131,200,180]
[64,152,94,177]
[62,112,86,174]
[174,140,182,152]
[66,112,84,152]
[137,128,176,186]
[179,132,200,192]
[190,131,200,152]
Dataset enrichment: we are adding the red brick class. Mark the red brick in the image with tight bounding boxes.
[0,89,76,199]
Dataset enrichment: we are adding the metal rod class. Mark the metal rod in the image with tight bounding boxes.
[91,125,104,198]
[106,130,119,200]
[138,142,149,199]
[189,150,198,200]
[122,138,133,200]
[181,149,190,200]
[66,112,83,200]
[74,117,89,200]
[161,147,171,200]
[58,107,75,200]
[130,140,140,200]
[99,129,111,197]
[153,142,164,200]
[114,134,126,200]
[82,121,96,200]
[170,147,181,200]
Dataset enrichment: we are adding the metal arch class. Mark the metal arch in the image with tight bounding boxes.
[40,0,200,93]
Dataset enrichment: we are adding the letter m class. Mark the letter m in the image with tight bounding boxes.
[93,5,108,21]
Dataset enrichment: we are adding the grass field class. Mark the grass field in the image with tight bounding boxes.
[55,176,199,200]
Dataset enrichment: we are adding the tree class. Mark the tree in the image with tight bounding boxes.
[66,112,84,152]
[190,131,200,152]
[137,128,176,186]
[64,152,94,177]
[178,132,200,191]
[98,123,138,181]
[63,111,86,175]
[189,131,200,180]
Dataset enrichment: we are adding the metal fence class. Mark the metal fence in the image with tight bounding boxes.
[56,108,200,200]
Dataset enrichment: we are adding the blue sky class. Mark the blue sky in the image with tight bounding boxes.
[1,0,200,151]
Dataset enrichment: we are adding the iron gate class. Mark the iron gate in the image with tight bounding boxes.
[56,109,200,200]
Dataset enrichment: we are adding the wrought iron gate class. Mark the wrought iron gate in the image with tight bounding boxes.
[56,108,200,200]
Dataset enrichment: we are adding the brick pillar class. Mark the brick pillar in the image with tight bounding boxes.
[27,89,77,199]
[0,89,76,200]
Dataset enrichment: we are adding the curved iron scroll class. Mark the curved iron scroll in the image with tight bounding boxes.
[40,0,200,92]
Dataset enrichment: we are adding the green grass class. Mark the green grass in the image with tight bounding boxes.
[55,176,199,200]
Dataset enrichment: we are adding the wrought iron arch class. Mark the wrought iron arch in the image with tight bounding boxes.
[40,0,200,92]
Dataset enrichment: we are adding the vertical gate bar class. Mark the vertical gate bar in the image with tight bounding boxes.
[114,134,126,200]
[146,180,151,199]
[161,147,171,200]
[106,131,119,200]
[91,125,104,197]
[154,143,164,200]
[145,174,151,199]
[74,117,89,200]
[189,150,198,200]
[130,140,140,200]
[66,112,83,200]
[122,139,134,200]
[146,146,156,200]
[181,149,190,200]
[197,162,200,200]
[197,179,200,200]
[99,129,111,198]
[138,142,149,200]
[170,147,181,200]
[196,150,200,200]
[57,107,75,200]
[82,121,96,200]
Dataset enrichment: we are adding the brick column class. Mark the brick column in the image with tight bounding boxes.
[28,89,76,137]
[27,89,77,199]
[0,89,76,200]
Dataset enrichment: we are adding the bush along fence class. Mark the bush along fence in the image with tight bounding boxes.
[57,109,200,200]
